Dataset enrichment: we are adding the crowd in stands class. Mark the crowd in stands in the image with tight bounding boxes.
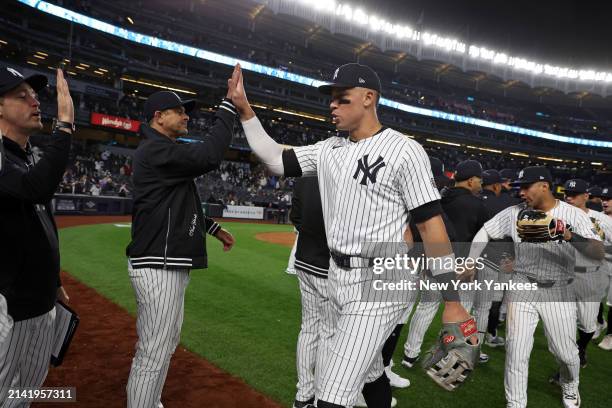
[55,141,133,197]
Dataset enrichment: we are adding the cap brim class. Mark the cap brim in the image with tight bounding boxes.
[318,83,354,95]
[24,74,48,92]
[181,99,196,113]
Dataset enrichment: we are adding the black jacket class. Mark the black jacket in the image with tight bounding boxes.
[441,186,490,256]
[126,99,236,269]
[0,131,71,321]
[290,177,329,278]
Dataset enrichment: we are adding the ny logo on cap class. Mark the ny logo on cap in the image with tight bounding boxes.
[353,154,386,186]
[568,181,576,188]
[333,68,340,80]
[518,170,524,179]
[358,77,365,84]
[6,67,23,78]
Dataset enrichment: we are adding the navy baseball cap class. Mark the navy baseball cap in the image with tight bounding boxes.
[587,186,603,197]
[318,63,382,95]
[564,179,588,194]
[482,169,502,186]
[454,160,483,182]
[512,166,552,186]
[0,65,47,96]
[600,187,611,199]
[144,91,195,121]
[499,169,517,181]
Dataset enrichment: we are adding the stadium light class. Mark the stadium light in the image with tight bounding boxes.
[284,0,612,83]
[426,139,461,147]
[120,77,197,95]
[18,0,612,150]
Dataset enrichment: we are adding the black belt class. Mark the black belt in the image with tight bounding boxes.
[575,266,600,273]
[330,252,375,269]
[525,276,573,288]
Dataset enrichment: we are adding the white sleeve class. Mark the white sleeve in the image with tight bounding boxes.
[241,116,284,176]
[483,206,514,240]
[397,142,441,210]
[292,141,326,177]
[468,227,491,259]
[573,210,601,241]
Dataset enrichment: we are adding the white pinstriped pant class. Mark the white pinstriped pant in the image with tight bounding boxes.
[295,270,333,402]
[505,280,579,408]
[573,270,606,333]
[127,264,190,408]
[0,308,56,407]
[316,262,418,407]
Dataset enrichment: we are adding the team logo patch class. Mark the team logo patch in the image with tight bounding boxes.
[443,335,455,345]
[459,319,477,337]
[353,154,386,186]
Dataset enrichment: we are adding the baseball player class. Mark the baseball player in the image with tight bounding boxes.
[468,166,604,408]
[291,176,409,408]
[0,66,74,405]
[125,67,239,407]
[563,179,612,366]
[480,169,515,347]
[599,187,612,350]
[403,160,491,366]
[586,186,603,212]
[231,63,478,408]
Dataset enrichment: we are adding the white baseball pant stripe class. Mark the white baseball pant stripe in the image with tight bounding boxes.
[573,270,605,333]
[127,264,190,408]
[0,308,56,407]
[295,270,333,402]
[316,263,418,407]
[505,287,579,408]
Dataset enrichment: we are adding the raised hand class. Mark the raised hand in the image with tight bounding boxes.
[226,64,240,100]
[229,64,255,120]
[56,69,74,125]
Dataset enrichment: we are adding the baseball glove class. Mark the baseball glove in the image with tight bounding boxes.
[516,209,566,242]
[421,317,480,391]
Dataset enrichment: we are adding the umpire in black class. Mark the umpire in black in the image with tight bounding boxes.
[0,66,74,402]
[125,66,240,407]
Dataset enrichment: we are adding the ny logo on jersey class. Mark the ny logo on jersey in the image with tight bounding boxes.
[353,154,386,185]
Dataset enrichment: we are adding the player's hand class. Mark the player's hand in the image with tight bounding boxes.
[459,266,476,282]
[214,228,235,251]
[57,286,70,303]
[226,64,240,99]
[228,64,255,120]
[442,302,478,345]
[56,69,74,126]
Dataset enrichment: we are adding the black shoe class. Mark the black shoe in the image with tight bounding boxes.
[579,349,587,368]
[293,397,314,408]
[401,354,420,368]
[549,371,560,386]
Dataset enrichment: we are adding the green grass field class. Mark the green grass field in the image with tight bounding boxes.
[59,222,612,407]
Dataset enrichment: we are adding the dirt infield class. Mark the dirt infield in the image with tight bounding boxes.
[38,216,281,408]
[254,232,296,248]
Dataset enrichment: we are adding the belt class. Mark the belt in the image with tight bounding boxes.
[525,276,574,288]
[330,252,375,269]
[575,266,600,273]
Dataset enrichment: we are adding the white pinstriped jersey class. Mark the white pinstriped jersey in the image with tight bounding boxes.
[292,128,440,255]
[580,209,612,266]
[483,200,600,280]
